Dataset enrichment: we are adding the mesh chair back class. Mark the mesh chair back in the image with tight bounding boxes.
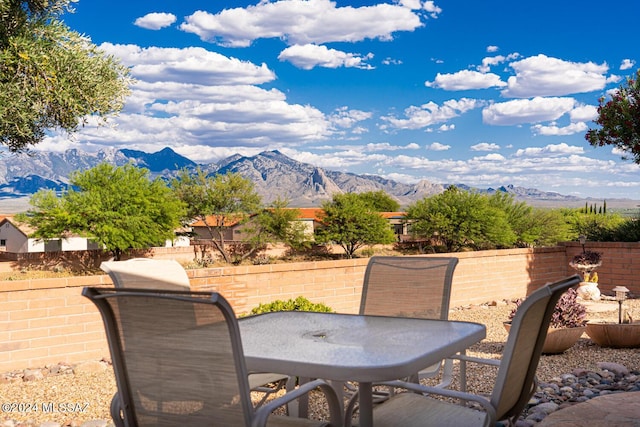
[490,275,581,422]
[359,256,458,319]
[83,287,253,427]
[100,258,191,291]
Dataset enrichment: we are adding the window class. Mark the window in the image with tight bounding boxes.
[0,239,5,246]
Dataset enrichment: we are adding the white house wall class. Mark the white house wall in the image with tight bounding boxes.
[27,239,45,253]
[0,221,29,253]
[165,236,190,247]
[61,237,91,251]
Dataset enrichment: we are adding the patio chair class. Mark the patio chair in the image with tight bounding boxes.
[100,258,191,291]
[83,286,343,427]
[359,256,459,387]
[347,274,582,427]
[100,258,290,408]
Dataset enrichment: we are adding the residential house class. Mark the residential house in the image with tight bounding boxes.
[0,217,100,254]
[189,214,252,242]
[189,209,410,244]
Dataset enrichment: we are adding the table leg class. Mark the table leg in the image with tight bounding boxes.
[359,382,373,427]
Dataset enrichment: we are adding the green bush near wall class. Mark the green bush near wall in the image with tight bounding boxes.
[249,296,334,315]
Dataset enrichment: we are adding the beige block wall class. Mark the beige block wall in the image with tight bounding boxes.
[2,243,639,372]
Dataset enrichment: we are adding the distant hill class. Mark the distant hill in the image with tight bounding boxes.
[0,146,634,213]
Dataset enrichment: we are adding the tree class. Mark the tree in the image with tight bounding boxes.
[586,69,640,163]
[561,207,625,242]
[172,168,262,264]
[406,186,516,252]
[315,193,396,258]
[18,163,186,260]
[0,0,132,152]
[251,198,311,253]
[357,190,400,212]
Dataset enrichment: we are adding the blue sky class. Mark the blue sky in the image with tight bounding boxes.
[44,0,640,200]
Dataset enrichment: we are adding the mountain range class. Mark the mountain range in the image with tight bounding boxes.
[0,147,624,212]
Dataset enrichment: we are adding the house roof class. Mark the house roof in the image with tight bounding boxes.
[289,208,406,221]
[190,213,250,227]
[0,217,33,237]
[189,209,406,227]
[294,208,325,221]
[380,211,407,219]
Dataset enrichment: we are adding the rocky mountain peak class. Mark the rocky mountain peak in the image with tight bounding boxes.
[0,146,589,209]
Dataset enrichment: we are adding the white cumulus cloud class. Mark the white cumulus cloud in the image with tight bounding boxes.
[100,43,275,85]
[427,142,450,151]
[426,70,507,90]
[278,44,373,69]
[134,12,177,30]
[422,1,442,17]
[620,59,636,70]
[515,143,584,157]
[381,98,481,130]
[501,54,609,98]
[179,0,423,47]
[329,107,373,128]
[569,104,598,122]
[471,142,501,151]
[532,122,588,136]
[482,97,576,126]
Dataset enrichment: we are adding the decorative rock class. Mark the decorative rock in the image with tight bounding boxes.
[521,363,640,424]
[530,402,559,415]
[597,361,629,376]
[22,369,44,381]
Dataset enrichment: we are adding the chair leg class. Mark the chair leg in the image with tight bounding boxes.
[459,349,467,393]
[110,392,125,427]
[433,358,454,389]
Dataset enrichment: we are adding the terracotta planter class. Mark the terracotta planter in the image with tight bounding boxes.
[586,321,640,348]
[503,322,585,354]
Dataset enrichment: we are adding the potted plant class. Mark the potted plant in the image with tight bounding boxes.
[570,250,602,300]
[505,287,587,354]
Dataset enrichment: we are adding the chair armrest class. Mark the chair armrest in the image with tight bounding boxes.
[449,353,501,392]
[380,380,497,424]
[252,378,342,427]
[449,353,501,367]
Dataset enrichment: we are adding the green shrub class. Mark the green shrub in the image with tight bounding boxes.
[249,296,334,315]
[358,247,376,258]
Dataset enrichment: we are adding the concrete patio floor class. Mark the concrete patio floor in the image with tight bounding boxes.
[537,391,640,426]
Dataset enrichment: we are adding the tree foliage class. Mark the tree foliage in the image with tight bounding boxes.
[18,163,185,260]
[406,187,516,252]
[251,198,311,252]
[486,192,572,247]
[561,207,626,242]
[0,0,132,152]
[357,190,400,212]
[315,193,396,258]
[586,69,640,163]
[172,168,262,264]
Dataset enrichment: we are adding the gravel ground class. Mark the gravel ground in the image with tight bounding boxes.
[2,297,639,426]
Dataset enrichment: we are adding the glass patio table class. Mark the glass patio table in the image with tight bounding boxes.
[239,311,486,427]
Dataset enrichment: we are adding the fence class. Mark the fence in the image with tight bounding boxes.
[2,242,640,372]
